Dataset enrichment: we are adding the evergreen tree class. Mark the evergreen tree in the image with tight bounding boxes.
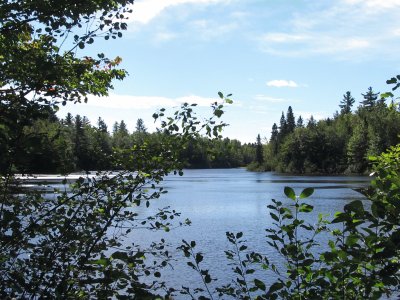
[135,118,147,133]
[286,106,296,133]
[112,120,131,149]
[97,117,108,133]
[119,120,129,135]
[270,123,279,155]
[339,91,355,114]
[255,134,264,164]
[82,116,91,127]
[270,123,279,143]
[74,115,84,136]
[279,112,288,136]
[112,121,119,135]
[296,115,304,128]
[307,115,316,128]
[65,113,74,126]
[361,87,379,109]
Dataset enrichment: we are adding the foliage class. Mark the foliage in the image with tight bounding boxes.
[4,111,255,173]
[0,94,233,299]
[0,0,238,298]
[261,95,400,174]
[179,144,400,299]
[255,134,264,165]
[339,91,355,114]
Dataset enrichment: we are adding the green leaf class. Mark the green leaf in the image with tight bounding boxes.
[299,203,313,213]
[268,282,283,293]
[270,212,279,222]
[254,279,266,291]
[371,201,386,219]
[331,212,347,223]
[111,251,128,261]
[344,200,364,214]
[380,92,394,98]
[299,187,314,199]
[204,274,212,283]
[195,253,203,264]
[284,187,296,200]
[345,234,359,246]
[218,91,223,99]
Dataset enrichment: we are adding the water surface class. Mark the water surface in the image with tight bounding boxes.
[130,168,370,294]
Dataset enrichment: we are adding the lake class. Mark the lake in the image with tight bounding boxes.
[128,168,371,296]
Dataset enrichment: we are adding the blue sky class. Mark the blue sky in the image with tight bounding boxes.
[59,0,400,143]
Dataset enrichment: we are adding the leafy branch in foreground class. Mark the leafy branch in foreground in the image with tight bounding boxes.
[180,143,400,299]
[0,93,231,299]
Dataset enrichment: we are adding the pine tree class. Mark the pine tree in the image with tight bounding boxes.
[361,87,379,109]
[279,112,288,136]
[112,122,119,135]
[339,91,355,114]
[270,123,279,155]
[286,106,296,133]
[296,115,304,128]
[65,113,74,126]
[307,115,316,128]
[97,117,108,133]
[135,118,147,133]
[255,134,264,164]
[119,120,129,135]
[270,123,278,143]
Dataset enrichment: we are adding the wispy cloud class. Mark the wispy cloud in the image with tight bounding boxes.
[254,95,290,103]
[128,0,229,24]
[190,19,238,40]
[261,33,308,43]
[86,93,218,110]
[153,31,177,42]
[266,80,299,88]
[342,0,400,12]
[257,1,400,60]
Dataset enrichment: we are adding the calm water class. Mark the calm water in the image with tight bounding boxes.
[128,168,371,295]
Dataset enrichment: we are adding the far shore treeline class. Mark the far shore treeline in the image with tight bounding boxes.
[251,87,400,174]
[6,86,400,175]
[4,109,256,174]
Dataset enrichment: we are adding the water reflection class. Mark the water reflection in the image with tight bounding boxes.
[128,168,371,296]
[18,168,372,297]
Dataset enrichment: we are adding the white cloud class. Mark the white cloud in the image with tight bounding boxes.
[254,95,290,103]
[266,80,299,88]
[342,0,400,11]
[85,93,217,110]
[153,31,177,42]
[257,1,400,60]
[261,33,309,43]
[128,0,228,24]
[190,19,238,40]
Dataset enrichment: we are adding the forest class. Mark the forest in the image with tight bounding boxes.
[252,87,400,174]
[5,85,400,175]
[1,108,256,174]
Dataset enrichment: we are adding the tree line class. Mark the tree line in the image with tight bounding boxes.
[254,87,400,174]
[4,109,258,174]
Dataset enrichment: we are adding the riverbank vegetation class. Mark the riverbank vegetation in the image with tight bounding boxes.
[1,110,256,174]
[254,89,400,174]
